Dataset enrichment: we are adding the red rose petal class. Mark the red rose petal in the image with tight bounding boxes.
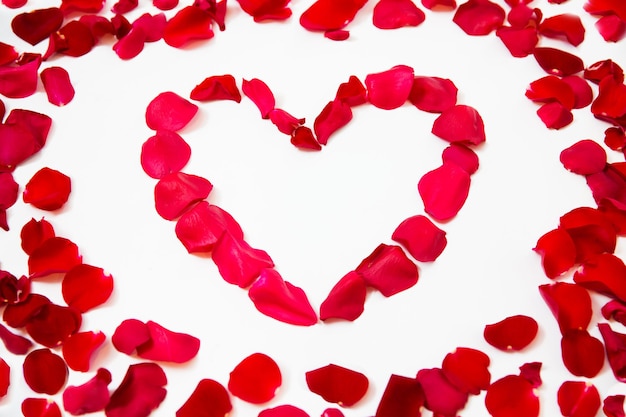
[0,172,18,212]
[596,14,626,42]
[539,282,592,334]
[365,65,414,110]
[0,357,8,397]
[374,374,424,417]
[112,27,146,60]
[519,362,542,388]
[228,353,282,404]
[496,26,539,58]
[0,54,41,99]
[20,218,55,256]
[63,368,111,415]
[136,321,200,363]
[574,253,626,303]
[190,74,242,102]
[355,243,418,297]
[26,303,82,348]
[325,30,350,40]
[60,0,105,14]
[78,15,115,40]
[372,0,425,29]
[146,91,199,132]
[485,375,539,417]
[175,202,243,253]
[441,347,491,395]
[112,319,151,355]
[22,398,62,417]
[11,7,64,46]
[416,368,468,416]
[248,269,318,326]
[533,228,577,278]
[421,0,456,9]
[560,140,607,175]
[525,75,576,110]
[177,379,232,417]
[409,76,457,113]
[584,0,626,21]
[163,6,214,48]
[154,0,179,10]
[154,172,213,220]
[431,104,486,145]
[23,167,71,211]
[238,0,291,21]
[23,348,68,395]
[111,14,132,38]
[562,76,594,109]
[299,0,368,31]
[62,331,106,372]
[585,59,624,84]
[319,271,367,321]
[539,14,585,46]
[321,409,344,417]
[604,126,626,151]
[335,75,367,106]
[62,264,113,313]
[40,66,74,106]
[534,47,585,76]
[0,109,51,170]
[418,163,471,221]
[3,293,50,328]
[212,232,274,288]
[313,99,352,145]
[453,0,505,36]
[0,43,16,68]
[112,0,137,13]
[141,130,192,179]
[106,362,167,417]
[132,13,167,43]
[591,76,626,124]
[586,164,626,210]
[483,314,538,351]
[259,405,310,417]
[599,323,626,382]
[603,299,626,326]
[0,270,29,306]
[392,214,447,262]
[28,236,82,278]
[291,126,322,151]
[0,322,32,354]
[306,364,368,407]
[2,0,27,8]
[537,101,574,129]
[561,329,605,378]
[242,78,276,119]
[269,109,305,135]
[46,21,96,58]
[560,206,617,261]
[442,143,479,174]
[557,380,601,417]
[604,395,626,417]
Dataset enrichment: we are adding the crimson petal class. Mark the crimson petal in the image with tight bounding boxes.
[259,405,310,417]
[0,55,41,99]
[560,140,607,175]
[60,0,105,13]
[441,347,490,395]
[28,237,82,278]
[112,27,146,60]
[136,321,200,363]
[242,78,276,119]
[175,202,243,253]
[562,75,593,109]
[177,379,232,417]
[23,167,71,211]
[212,232,274,288]
[313,99,352,145]
[111,319,151,355]
[392,214,447,262]
[106,363,167,417]
[365,65,414,110]
[374,374,424,417]
[191,75,242,102]
[537,102,574,129]
[20,218,55,256]
[604,395,626,417]
[599,323,626,382]
[0,322,32,354]
[62,331,106,372]
[534,47,585,76]
[453,0,505,35]
[418,163,471,221]
[335,76,367,106]
[355,243,418,297]
[432,104,485,145]
[154,172,213,220]
[539,14,585,46]
[442,143,479,174]
[557,380,601,417]
[291,126,322,151]
[0,270,29,305]
[416,368,468,416]
[22,398,62,417]
[485,375,539,417]
[23,348,68,395]
[525,75,576,110]
[409,76,457,113]
[319,271,366,321]
[0,357,7,397]
[62,264,113,313]
[306,364,368,407]
[560,206,616,261]
[299,0,368,31]
[228,353,282,404]
[46,21,95,58]
[133,13,167,42]
[3,293,50,328]
[0,172,18,211]
[11,7,64,46]
[372,0,425,29]
[40,67,75,106]
[561,329,605,378]
[269,109,305,135]
[146,91,199,132]
[533,228,577,278]
[483,314,538,351]
[26,303,82,348]
[141,130,191,179]
[496,26,539,58]
[574,253,626,303]
[63,368,111,415]
[539,282,592,334]
[595,14,626,42]
[163,6,214,47]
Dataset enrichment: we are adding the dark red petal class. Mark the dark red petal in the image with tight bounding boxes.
[539,282,592,334]
[539,14,585,46]
[111,14,132,38]
[0,122,43,171]
[190,74,242,102]
[26,303,81,348]
[603,299,626,326]
[525,75,576,109]
[11,7,64,46]
[269,108,305,135]
[560,140,607,175]
[561,329,605,378]
[599,323,626,382]
[605,127,626,151]
[0,54,41,98]
[313,99,352,145]
[0,42,17,67]
[258,405,310,417]
[299,0,368,31]
[22,398,62,417]
[562,76,594,109]
[248,269,318,326]
[141,130,192,179]
[518,362,542,388]
[483,315,538,351]
[325,30,350,40]
[533,228,577,278]
[574,253,626,303]
[23,167,71,211]
[355,243,418,297]
[40,66,74,106]
[409,76,457,113]
[0,172,18,210]
[453,0,505,35]
[418,163,471,221]
[442,144,479,174]
[48,21,96,58]
[175,202,243,253]
[212,232,274,288]
[112,0,138,13]
[595,14,626,42]
[242,78,276,119]
[112,319,151,355]
[3,109,52,162]
[78,15,115,40]
[586,165,626,210]
[557,380,601,417]
[604,395,626,417]
[537,102,574,129]
[228,353,282,404]
[163,6,214,47]
[28,237,82,278]
[496,26,539,58]
[559,206,616,261]
[23,348,68,395]
[534,47,585,76]
[335,75,367,106]
[146,91,199,132]
[416,368,468,416]
[372,0,425,29]
[485,375,539,417]
[63,368,112,415]
[136,321,200,363]
[585,59,624,84]
[374,374,424,417]
[365,65,414,110]
[106,363,167,417]
[60,0,105,13]
[62,330,106,372]
[431,104,485,145]
[306,364,368,407]
[177,379,232,417]
[441,347,490,395]
[3,293,50,328]
[291,126,322,151]
[62,264,113,313]
[112,27,146,60]
[391,214,447,262]
[0,357,8,397]
[238,0,291,21]
[154,172,213,220]
[319,271,366,321]
[0,270,29,305]
[0,322,32,354]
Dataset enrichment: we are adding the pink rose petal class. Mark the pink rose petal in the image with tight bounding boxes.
[146,91,199,132]
[335,75,367,106]
[372,0,425,29]
[364,65,414,110]
[212,231,274,288]
[319,271,366,321]
[442,143,479,174]
[177,379,232,417]
[63,368,112,415]
[269,108,304,135]
[391,214,447,262]
[431,105,486,145]
[355,243,419,297]
[291,126,322,151]
[154,172,213,220]
[111,319,151,355]
[0,172,18,212]
[141,130,192,179]
[137,320,200,363]
[418,163,471,221]
[106,363,167,417]
[228,353,282,404]
[421,0,456,9]
[453,0,505,36]
[0,357,7,397]
[112,27,146,60]
[132,13,167,43]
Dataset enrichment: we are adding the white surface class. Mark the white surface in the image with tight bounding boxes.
[0,0,624,416]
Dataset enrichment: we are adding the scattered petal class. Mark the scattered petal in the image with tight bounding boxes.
[519,362,542,388]
[23,348,68,395]
[416,368,468,416]
[539,14,585,46]
[408,76,457,113]
[106,362,167,417]
[0,109,51,170]
[355,243,418,297]
[561,329,605,378]
[374,374,424,417]
[269,108,304,135]
[26,303,82,347]
[392,214,447,262]
[11,7,64,46]
[599,323,626,382]
[40,66,74,106]
[335,76,367,106]
[22,398,62,417]
[595,14,626,42]
[325,30,350,40]
[62,331,106,372]
[242,78,276,119]
[534,47,585,76]
[562,76,593,109]
[177,379,232,417]
[0,357,7,397]
[146,91,199,132]
[291,126,322,151]
[537,101,574,129]
[0,54,41,99]
[258,405,310,417]
[132,13,167,42]
[453,0,505,36]
[299,0,368,31]
[584,59,624,84]
[557,380,601,417]
[212,232,274,288]
[154,172,213,220]
[604,395,626,417]
[0,172,18,211]
[112,27,146,60]
[23,167,71,211]
[560,140,607,175]
[46,21,96,58]
[112,0,137,13]
[484,315,538,351]
[141,130,192,179]
[155,0,179,10]
[485,375,540,417]
[364,65,414,110]
[237,0,292,21]
[441,347,491,395]
[421,0,456,9]
[60,0,106,14]
[496,26,539,58]
[525,75,576,110]
[3,293,50,328]
[372,0,425,29]
[111,319,151,355]
[559,206,616,261]
[602,299,626,326]
[539,282,592,334]
[28,237,82,278]
[431,104,486,145]
[0,270,29,306]
[418,163,471,221]
[63,368,112,415]
[533,228,577,278]
[306,364,368,407]
[442,143,479,174]
[0,322,32,354]
[319,271,366,321]
[190,75,242,102]
[574,253,626,303]
[62,264,113,313]
[163,5,214,47]
[313,99,352,145]
[228,353,282,404]
[175,202,243,253]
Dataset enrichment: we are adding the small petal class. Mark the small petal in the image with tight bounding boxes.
[106,363,167,417]
[212,232,274,288]
[335,76,367,106]
[259,405,310,417]
[62,331,106,372]
[132,13,167,42]
[562,75,594,109]
[559,206,616,261]
[534,47,585,76]
[269,108,305,135]
[561,329,605,378]
[319,271,366,321]
[483,315,538,351]
[604,395,626,417]
[175,202,243,253]
[372,0,425,29]
[306,364,369,407]
[22,398,62,417]
[141,130,192,179]
[408,76,457,113]
[228,353,282,404]
[299,0,368,31]
[46,21,95,58]
[20,216,55,255]
[557,381,601,417]
[391,214,447,262]
[137,321,200,363]
[595,14,626,42]
[154,172,213,220]
[290,126,322,151]
[496,26,539,58]
[365,65,414,110]
[574,253,626,303]
[41,66,75,106]
[537,102,574,129]
[0,322,33,354]
[63,368,112,415]
[23,348,68,395]
[111,319,151,355]
[0,55,41,99]
[23,167,71,211]
[525,75,576,110]
[237,0,291,21]
[453,0,505,36]
[485,375,540,417]
[442,143,479,174]
[26,303,82,348]
[0,357,8,397]
[62,264,114,313]
[242,78,276,119]
[431,105,486,145]
[112,27,146,60]
[325,30,350,40]
[584,59,624,84]
[0,172,18,210]
[599,323,626,382]
[355,243,418,297]
[418,163,471,221]
[177,379,232,417]
[146,91,199,132]
[190,75,242,102]
[313,99,352,145]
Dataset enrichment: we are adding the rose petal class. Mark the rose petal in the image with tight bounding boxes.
[228,353,282,404]
[163,6,214,47]
[63,368,112,415]
[537,101,574,129]
[62,264,113,313]
[519,362,542,388]
[431,104,486,145]
[112,27,146,60]
[11,7,64,46]
[259,405,310,417]
[335,75,367,106]
[604,395,626,417]
[584,0,626,21]
[111,14,132,38]
[22,167,71,211]
[485,375,540,417]
[212,232,274,288]
[106,363,167,417]
[60,0,105,14]
[599,323,626,382]
[0,43,16,68]
[78,15,115,40]
[534,47,585,76]
[574,253,626,303]
[242,78,276,119]
[604,126,626,151]
[154,172,213,220]
[290,126,322,151]
[306,364,368,407]
[525,75,576,110]
[416,368,468,416]
[496,26,539,58]
[132,13,167,42]
[112,0,137,13]
[238,0,291,21]
[560,140,607,176]
[325,30,350,40]
[136,321,200,363]
[560,206,617,261]
[20,218,55,256]
[539,14,585,46]
[483,315,538,351]
[453,0,505,36]
[372,0,425,29]
[0,357,8,397]
[321,409,344,417]
[40,66,75,107]
[26,303,82,348]
[0,54,41,99]
[591,76,626,124]
[595,14,626,42]
[562,75,594,109]
[175,201,243,253]
[586,164,626,210]
[299,0,368,31]
[28,237,82,278]
[154,0,179,10]
[319,271,367,321]
[585,59,624,84]
[374,374,424,417]
[421,0,456,9]
[3,293,50,328]
[269,108,305,135]
[146,91,199,132]
[0,172,18,211]
[533,228,577,278]
[0,109,52,170]
[0,322,33,354]
[418,163,471,221]
[141,130,192,179]
[0,270,29,306]
[441,347,491,395]
[355,243,418,297]
[313,99,352,145]
[177,379,232,417]
[364,65,414,110]
[111,319,151,355]
[190,74,242,102]
[561,329,605,378]
[23,348,68,395]
[442,143,479,174]
[46,21,95,58]
[392,214,447,262]
[22,398,62,417]
[557,381,601,417]
[62,331,106,372]
[248,269,318,326]
[539,282,592,334]
[408,76,457,113]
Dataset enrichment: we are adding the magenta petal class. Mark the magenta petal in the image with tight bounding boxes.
[365,65,414,110]
[355,244,418,297]
[431,104,485,145]
[106,363,167,417]
[335,75,367,106]
[154,172,213,220]
[319,271,366,321]
[212,232,274,288]
[141,130,192,179]
[313,99,352,145]
[112,319,151,355]
[453,0,505,36]
[408,76,458,113]
[242,78,276,119]
[63,368,112,415]
[418,163,471,221]
[372,0,425,29]
[248,269,318,326]
[146,91,199,132]
[40,67,74,107]
[269,109,305,135]
[175,202,243,253]
[299,0,368,31]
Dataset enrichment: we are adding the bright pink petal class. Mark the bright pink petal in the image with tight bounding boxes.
[595,14,626,42]
[25,303,81,348]
[291,126,322,151]
[237,0,291,21]
[533,228,577,278]
[483,315,538,351]
[313,99,352,145]
[0,55,41,98]
[374,374,424,417]
[306,364,369,407]
[23,348,68,395]
[539,14,585,46]
[453,0,505,35]
[372,0,425,29]
[431,104,485,145]
[557,381,601,417]
[335,75,367,106]
[212,232,274,288]
[63,368,112,415]
[105,362,167,417]
[163,6,214,47]
[11,7,64,46]
[141,130,191,179]
[269,108,305,135]
[146,91,199,132]
[112,27,146,60]
[485,375,539,417]
[154,172,213,220]
[574,253,626,303]
[228,353,282,404]
[177,379,232,417]
[539,282,592,334]
[111,319,151,355]
[365,65,414,110]
[409,76,457,113]
[534,47,585,76]
[537,101,574,129]
[416,368,468,416]
[62,264,113,313]
[599,323,626,382]
[242,78,276,119]
[22,398,62,417]
[442,143,479,174]
[0,322,33,354]
[258,405,310,417]
[496,26,539,58]
[561,329,605,378]
[248,269,318,326]
[190,75,242,102]
[418,163,471,221]
[20,218,55,256]
[40,66,74,106]
[62,331,106,372]
[175,202,243,253]
[23,167,71,211]
[28,237,82,278]
[560,140,607,175]
[319,271,366,321]
[136,321,200,363]
[441,347,490,395]
[299,0,368,31]
[604,395,626,417]
[392,215,447,262]
[525,75,576,109]
[355,244,418,297]
[562,75,594,109]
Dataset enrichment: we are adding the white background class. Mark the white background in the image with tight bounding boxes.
[0,0,625,416]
